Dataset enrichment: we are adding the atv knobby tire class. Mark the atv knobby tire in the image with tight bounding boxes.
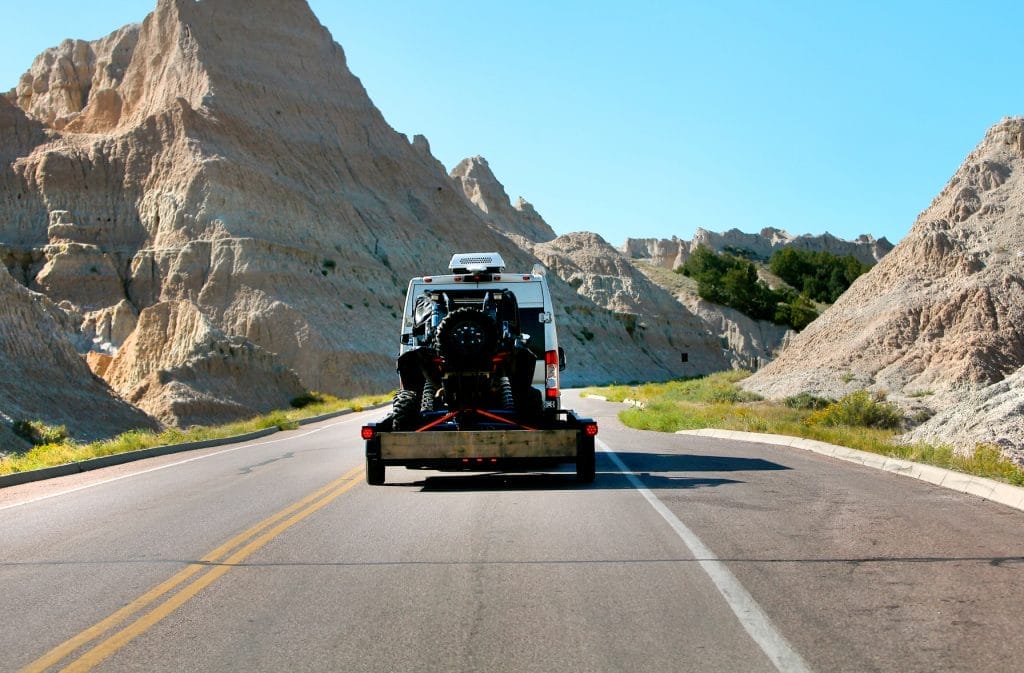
[421,379,437,412]
[499,376,515,409]
[392,389,420,431]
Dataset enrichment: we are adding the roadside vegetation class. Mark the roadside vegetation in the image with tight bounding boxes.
[0,392,391,476]
[584,371,1024,487]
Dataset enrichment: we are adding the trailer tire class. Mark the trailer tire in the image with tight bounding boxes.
[576,441,595,484]
[392,389,420,431]
[367,457,385,485]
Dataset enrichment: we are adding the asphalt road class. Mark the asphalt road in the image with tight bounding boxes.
[3,392,1024,673]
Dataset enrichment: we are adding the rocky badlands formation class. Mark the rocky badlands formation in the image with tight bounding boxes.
[623,227,893,270]
[743,118,1024,460]
[0,0,730,439]
[3,0,1016,462]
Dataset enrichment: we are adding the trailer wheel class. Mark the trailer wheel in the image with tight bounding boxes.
[576,441,595,484]
[367,457,385,485]
[392,389,420,431]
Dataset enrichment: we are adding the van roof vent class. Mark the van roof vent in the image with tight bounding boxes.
[449,252,506,273]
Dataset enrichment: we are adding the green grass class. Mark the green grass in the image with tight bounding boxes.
[586,371,761,405]
[0,392,391,476]
[584,373,1024,487]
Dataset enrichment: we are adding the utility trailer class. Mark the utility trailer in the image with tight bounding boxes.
[361,252,598,484]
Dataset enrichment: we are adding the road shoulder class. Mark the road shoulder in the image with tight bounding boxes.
[676,428,1024,513]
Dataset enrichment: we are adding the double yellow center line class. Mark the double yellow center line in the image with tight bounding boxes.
[22,464,366,673]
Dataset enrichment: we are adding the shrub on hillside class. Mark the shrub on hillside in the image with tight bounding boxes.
[769,248,871,303]
[12,420,69,446]
[677,245,819,330]
[290,392,327,409]
[773,294,819,331]
[806,390,903,429]
[784,392,834,410]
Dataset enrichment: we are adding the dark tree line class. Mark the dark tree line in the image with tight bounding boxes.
[676,245,857,331]
[768,248,871,304]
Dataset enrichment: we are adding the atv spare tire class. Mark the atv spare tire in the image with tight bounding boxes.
[434,307,498,368]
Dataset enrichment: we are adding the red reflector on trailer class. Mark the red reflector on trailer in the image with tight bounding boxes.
[423,277,432,283]
[360,426,375,440]
[490,458,498,463]
[493,275,501,280]
[454,276,462,282]
[522,275,530,280]
[462,458,469,463]
[584,423,599,436]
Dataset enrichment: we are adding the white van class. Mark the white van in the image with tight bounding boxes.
[396,252,564,420]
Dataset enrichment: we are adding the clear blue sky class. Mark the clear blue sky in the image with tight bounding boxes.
[2,1,1022,246]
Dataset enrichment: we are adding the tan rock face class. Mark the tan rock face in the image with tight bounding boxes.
[0,265,157,442]
[103,300,306,427]
[451,156,557,243]
[621,237,691,270]
[15,25,140,130]
[742,117,1024,457]
[906,366,1024,463]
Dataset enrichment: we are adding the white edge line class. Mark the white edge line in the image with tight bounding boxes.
[597,438,813,673]
[0,413,373,512]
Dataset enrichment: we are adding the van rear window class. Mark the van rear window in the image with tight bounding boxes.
[519,307,546,359]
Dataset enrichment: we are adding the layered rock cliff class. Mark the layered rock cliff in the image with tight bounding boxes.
[102,299,306,426]
[624,227,893,269]
[0,265,157,444]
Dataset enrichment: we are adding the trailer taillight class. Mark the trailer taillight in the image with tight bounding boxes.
[361,426,376,440]
[584,422,598,437]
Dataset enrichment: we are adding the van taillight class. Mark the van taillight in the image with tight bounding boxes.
[545,350,559,399]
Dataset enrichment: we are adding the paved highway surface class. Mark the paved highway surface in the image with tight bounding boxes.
[3,392,1024,673]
